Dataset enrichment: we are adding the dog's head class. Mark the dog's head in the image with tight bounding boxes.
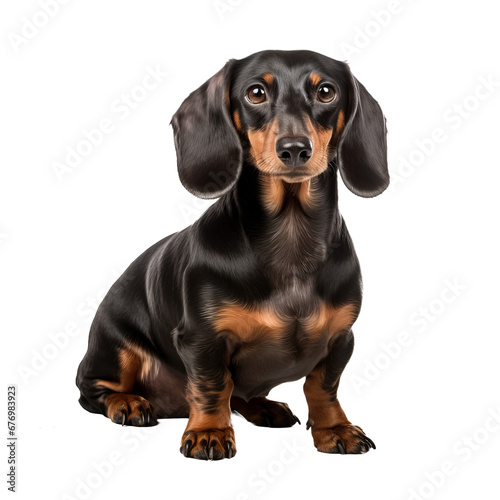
[171,50,388,199]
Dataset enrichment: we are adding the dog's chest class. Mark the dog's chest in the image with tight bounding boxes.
[213,284,356,399]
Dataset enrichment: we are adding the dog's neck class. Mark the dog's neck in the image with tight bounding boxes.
[234,163,341,287]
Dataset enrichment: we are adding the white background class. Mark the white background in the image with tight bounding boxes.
[1,1,499,499]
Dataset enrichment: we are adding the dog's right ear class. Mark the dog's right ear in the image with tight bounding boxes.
[170,60,242,199]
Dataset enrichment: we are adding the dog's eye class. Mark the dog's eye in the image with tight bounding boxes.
[246,85,267,104]
[317,85,336,103]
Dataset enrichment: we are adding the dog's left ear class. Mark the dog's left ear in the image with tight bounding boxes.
[336,69,389,198]
[171,60,242,199]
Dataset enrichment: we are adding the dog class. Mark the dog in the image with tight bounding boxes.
[76,49,389,460]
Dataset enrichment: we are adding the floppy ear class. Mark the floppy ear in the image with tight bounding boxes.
[170,60,242,199]
[336,69,389,197]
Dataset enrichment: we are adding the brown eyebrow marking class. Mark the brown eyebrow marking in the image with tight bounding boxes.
[262,73,274,85]
[310,73,322,86]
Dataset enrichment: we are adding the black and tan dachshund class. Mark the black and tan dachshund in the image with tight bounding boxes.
[76,50,389,460]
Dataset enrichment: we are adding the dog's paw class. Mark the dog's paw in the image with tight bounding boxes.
[180,427,236,460]
[235,399,300,428]
[311,424,375,454]
[106,393,157,426]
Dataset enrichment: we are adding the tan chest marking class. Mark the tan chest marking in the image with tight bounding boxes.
[213,302,357,343]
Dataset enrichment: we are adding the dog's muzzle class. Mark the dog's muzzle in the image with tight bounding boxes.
[276,136,313,168]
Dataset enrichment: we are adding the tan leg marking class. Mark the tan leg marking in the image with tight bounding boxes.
[181,377,236,459]
[105,393,153,424]
[95,342,160,392]
[304,364,349,430]
[185,377,234,431]
[304,352,375,454]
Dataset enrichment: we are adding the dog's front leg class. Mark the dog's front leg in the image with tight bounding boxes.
[177,332,236,460]
[303,330,376,454]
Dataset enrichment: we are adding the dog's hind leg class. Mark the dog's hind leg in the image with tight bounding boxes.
[76,337,158,426]
[231,396,300,427]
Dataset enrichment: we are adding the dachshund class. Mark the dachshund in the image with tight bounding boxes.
[76,49,389,460]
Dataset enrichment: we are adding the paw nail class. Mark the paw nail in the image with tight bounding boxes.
[365,437,376,449]
[181,440,192,457]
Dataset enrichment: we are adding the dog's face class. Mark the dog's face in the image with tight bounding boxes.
[230,51,349,184]
[171,50,388,199]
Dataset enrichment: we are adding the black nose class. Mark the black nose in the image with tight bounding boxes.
[276,136,313,167]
